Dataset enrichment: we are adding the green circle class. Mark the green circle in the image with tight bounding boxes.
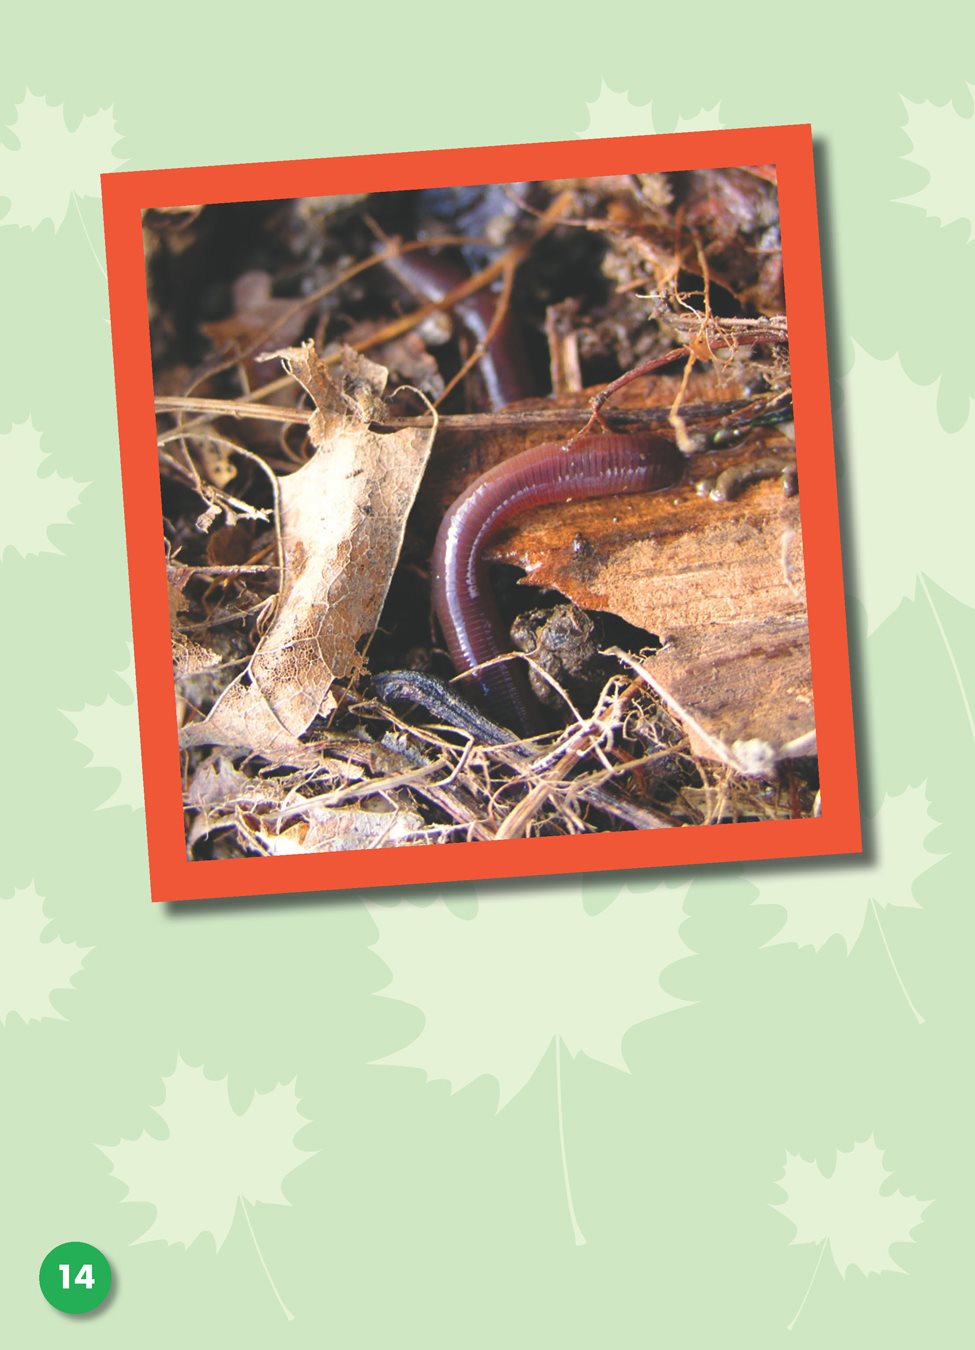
[39,1242,112,1314]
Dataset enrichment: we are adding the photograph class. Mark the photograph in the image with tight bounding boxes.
[104,129,859,898]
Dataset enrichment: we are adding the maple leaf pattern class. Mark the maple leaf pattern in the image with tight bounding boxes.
[578,79,723,138]
[99,1058,310,1251]
[755,786,936,952]
[0,884,91,1026]
[774,1136,930,1277]
[370,878,691,1107]
[898,90,975,240]
[840,344,974,627]
[63,644,144,810]
[0,90,125,230]
[578,81,652,138]
[0,418,88,558]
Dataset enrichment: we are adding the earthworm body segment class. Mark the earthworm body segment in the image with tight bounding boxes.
[431,433,686,736]
[382,247,530,409]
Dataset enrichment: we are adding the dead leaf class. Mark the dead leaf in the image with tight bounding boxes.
[185,752,426,854]
[168,562,222,678]
[264,802,427,854]
[178,343,434,758]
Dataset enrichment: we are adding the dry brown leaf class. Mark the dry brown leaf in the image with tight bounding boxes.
[185,756,292,848]
[168,562,222,677]
[185,754,425,854]
[177,342,434,758]
[263,802,427,854]
[173,637,224,681]
[178,685,320,761]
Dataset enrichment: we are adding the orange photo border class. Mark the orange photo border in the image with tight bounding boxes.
[102,125,861,902]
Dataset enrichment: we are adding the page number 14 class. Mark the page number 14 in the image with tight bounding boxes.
[59,1262,95,1290]
[39,1242,112,1313]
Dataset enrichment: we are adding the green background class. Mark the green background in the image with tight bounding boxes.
[1,5,971,1342]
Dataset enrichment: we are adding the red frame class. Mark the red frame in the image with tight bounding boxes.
[102,126,861,902]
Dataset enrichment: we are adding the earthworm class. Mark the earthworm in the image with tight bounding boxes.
[386,248,685,733]
[381,247,531,409]
[431,433,685,735]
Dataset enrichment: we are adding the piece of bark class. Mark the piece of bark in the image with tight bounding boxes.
[486,439,811,774]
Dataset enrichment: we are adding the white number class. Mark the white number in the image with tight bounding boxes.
[59,1263,95,1290]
